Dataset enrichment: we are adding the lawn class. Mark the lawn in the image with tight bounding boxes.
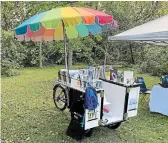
[1,66,168,143]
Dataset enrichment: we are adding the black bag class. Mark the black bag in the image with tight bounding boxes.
[160,75,168,88]
[66,119,84,140]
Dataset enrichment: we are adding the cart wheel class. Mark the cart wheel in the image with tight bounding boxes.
[53,84,68,111]
[85,129,93,137]
[107,122,121,129]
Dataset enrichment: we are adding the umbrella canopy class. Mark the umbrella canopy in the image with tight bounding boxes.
[14,7,118,41]
[108,14,168,46]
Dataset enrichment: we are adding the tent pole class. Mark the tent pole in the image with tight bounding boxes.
[62,20,68,70]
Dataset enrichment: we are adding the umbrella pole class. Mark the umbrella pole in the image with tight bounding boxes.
[62,21,68,70]
[68,39,72,69]
[62,21,70,84]
[39,41,42,68]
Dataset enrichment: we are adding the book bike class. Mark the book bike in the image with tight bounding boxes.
[53,65,140,140]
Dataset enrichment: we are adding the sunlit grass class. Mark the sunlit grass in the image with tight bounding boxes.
[1,66,168,143]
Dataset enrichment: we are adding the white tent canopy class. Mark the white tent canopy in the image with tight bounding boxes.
[108,15,168,46]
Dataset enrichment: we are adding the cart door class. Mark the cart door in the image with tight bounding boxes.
[84,91,103,130]
[127,87,140,117]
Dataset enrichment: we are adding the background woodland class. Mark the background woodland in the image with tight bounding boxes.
[1,1,168,76]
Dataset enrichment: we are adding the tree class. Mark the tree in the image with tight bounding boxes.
[1,1,168,76]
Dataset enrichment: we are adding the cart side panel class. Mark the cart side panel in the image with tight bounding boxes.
[84,91,103,130]
[127,87,140,117]
[101,80,126,124]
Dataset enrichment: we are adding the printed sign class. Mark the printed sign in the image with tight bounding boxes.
[85,91,101,130]
[128,98,137,111]
[127,87,140,117]
[124,71,134,84]
[87,110,97,121]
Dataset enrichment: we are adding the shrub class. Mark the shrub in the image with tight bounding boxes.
[1,60,20,76]
[139,46,168,76]
[1,31,24,76]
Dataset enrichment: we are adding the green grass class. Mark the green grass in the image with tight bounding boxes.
[1,66,168,143]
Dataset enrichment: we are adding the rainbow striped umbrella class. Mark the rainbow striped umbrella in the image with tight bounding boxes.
[14,7,118,41]
[14,7,118,68]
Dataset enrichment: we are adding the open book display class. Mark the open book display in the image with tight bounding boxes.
[58,67,136,91]
[58,66,105,91]
[110,69,134,85]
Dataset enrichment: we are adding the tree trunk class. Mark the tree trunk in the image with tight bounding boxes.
[104,42,108,66]
[141,46,145,61]
[95,2,102,10]
[39,41,42,68]
[104,31,109,66]
[129,43,135,64]
[70,1,75,6]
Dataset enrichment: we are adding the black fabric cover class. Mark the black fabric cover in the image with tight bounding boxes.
[66,119,84,140]
[66,88,85,140]
[159,83,168,88]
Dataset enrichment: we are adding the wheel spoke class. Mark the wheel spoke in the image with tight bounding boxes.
[59,98,67,103]
[57,90,63,97]
[56,96,60,102]
[53,85,67,111]
[56,90,66,105]
[55,90,63,101]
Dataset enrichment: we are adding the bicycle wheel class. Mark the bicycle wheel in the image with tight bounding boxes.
[53,84,68,111]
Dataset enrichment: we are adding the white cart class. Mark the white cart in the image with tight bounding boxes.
[53,69,140,140]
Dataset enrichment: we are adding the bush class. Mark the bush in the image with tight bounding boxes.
[1,60,20,76]
[1,31,24,76]
[5,69,20,77]
[139,46,168,76]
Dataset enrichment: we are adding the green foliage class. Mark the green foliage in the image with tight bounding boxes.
[139,47,168,76]
[72,38,97,65]
[1,1,168,76]
[1,31,24,76]
[1,60,20,77]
